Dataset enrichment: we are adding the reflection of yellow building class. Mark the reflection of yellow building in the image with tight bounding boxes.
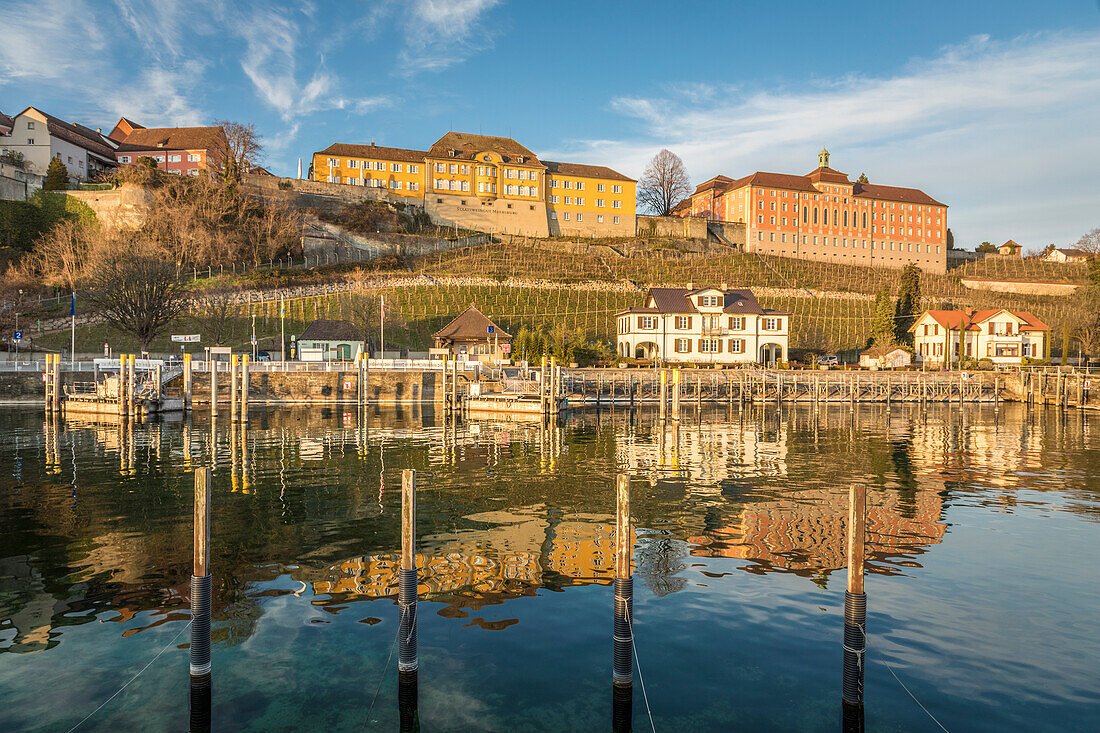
[311,131,636,237]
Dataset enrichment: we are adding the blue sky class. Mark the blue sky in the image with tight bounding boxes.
[2,0,1099,249]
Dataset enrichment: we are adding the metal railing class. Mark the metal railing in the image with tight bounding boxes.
[188,359,481,373]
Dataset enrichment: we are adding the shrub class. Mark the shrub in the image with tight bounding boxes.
[977,358,994,371]
[277,179,293,190]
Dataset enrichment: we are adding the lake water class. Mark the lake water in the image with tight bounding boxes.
[0,403,1098,731]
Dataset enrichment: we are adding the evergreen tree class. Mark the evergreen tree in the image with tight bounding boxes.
[894,264,922,343]
[43,158,69,190]
[870,286,895,346]
[857,172,869,184]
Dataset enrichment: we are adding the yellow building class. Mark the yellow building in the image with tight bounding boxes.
[311,131,636,237]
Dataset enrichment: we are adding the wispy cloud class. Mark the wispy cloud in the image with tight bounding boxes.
[0,0,109,84]
[397,0,501,73]
[549,31,1100,247]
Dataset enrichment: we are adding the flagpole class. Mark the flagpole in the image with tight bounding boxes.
[380,295,385,360]
[280,297,286,362]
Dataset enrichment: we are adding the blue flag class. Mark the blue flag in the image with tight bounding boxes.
[70,293,76,316]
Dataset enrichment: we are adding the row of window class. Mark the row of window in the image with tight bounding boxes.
[502,184,538,197]
[918,341,1038,358]
[332,177,419,190]
[331,159,420,173]
[549,180,624,193]
[547,196,625,208]
[920,322,1021,337]
[755,231,942,254]
[118,153,201,164]
[550,212,621,224]
[632,316,782,331]
[673,338,749,354]
[754,187,940,213]
[756,201,941,228]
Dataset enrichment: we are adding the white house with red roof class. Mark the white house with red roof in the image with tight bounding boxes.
[911,309,1049,365]
[616,286,789,365]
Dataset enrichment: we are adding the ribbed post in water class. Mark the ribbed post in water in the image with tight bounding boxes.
[191,467,212,677]
[612,678,633,733]
[398,670,419,732]
[399,469,418,673]
[189,669,212,733]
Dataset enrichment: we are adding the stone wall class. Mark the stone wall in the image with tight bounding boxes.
[185,369,446,404]
[244,173,413,207]
[65,184,154,230]
[636,215,708,240]
[708,221,747,247]
[427,192,550,237]
[960,278,1082,296]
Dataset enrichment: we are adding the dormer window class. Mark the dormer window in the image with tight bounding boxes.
[698,295,720,307]
[516,155,524,164]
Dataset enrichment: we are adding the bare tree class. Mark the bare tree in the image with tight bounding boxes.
[1075,227,1100,255]
[637,149,692,217]
[82,233,190,350]
[26,219,90,292]
[193,287,242,345]
[213,120,265,181]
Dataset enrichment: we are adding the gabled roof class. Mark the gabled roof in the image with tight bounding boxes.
[693,175,734,194]
[317,142,428,163]
[806,166,852,185]
[644,287,776,315]
[108,116,144,142]
[0,111,13,134]
[1050,248,1089,258]
[432,306,511,341]
[543,160,634,182]
[298,319,362,341]
[428,131,541,166]
[727,171,819,193]
[116,125,227,153]
[912,309,1049,332]
[17,106,117,160]
[860,345,910,356]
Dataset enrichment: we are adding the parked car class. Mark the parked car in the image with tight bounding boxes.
[255,351,272,361]
[817,355,839,366]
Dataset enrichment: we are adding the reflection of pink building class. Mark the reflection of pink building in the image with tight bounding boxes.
[689,488,945,577]
[109,117,227,177]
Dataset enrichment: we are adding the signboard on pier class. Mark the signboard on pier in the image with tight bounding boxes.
[171,334,201,343]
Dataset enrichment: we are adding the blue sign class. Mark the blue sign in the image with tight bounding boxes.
[487,325,494,334]
[13,330,23,341]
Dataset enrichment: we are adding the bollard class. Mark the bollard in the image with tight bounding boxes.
[184,353,193,411]
[398,469,418,673]
[613,474,633,688]
[155,363,162,404]
[659,369,668,418]
[842,483,867,711]
[398,667,419,733]
[539,356,547,414]
[240,355,249,423]
[53,353,62,413]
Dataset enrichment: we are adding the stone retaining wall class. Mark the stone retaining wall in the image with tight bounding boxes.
[184,369,446,404]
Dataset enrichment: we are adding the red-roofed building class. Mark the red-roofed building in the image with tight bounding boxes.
[109,117,228,176]
[677,147,949,273]
[911,309,1049,365]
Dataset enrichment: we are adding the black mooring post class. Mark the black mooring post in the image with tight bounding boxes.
[612,473,634,731]
[190,467,212,732]
[399,469,418,674]
[842,483,866,731]
[398,669,420,733]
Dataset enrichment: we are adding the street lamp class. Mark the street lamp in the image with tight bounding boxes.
[251,314,257,360]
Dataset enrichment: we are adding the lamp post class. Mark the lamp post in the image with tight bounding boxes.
[251,314,257,360]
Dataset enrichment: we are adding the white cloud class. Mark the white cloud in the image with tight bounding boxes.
[0,0,109,83]
[398,0,501,73]
[102,62,209,126]
[549,31,1100,248]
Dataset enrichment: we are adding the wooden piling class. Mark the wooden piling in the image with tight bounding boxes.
[672,368,681,420]
[240,355,249,423]
[183,353,193,411]
[210,358,218,418]
[155,362,162,403]
[539,356,547,413]
[842,482,867,709]
[659,369,668,418]
[613,474,633,688]
[399,469,418,673]
[190,467,212,677]
[230,355,239,422]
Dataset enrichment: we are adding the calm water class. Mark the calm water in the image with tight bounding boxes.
[0,402,1098,731]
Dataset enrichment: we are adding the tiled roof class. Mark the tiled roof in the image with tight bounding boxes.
[853,182,944,207]
[317,142,428,163]
[860,345,908,356]
[727,171,819,193]
[914,309,1049,332]
[806,166,852,184]
[644,287,778,315]
[298,319,363,341]
[1051,248,1089,258]
[693,175,734,194]
[428,131,541,165]
[432,306,511,341]
[0,111,13,132]
[117,126,227,153]
[543,160,634,182]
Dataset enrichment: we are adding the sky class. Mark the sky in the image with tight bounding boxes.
[1,0,1098,251]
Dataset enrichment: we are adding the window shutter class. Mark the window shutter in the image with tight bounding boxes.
[687,316,692,329]
[717,339,723,353]
[776,318,783,330]
[637,316,643,329]
[697,339,703,352]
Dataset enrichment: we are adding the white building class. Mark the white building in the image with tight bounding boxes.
[616,286,789,365]
[0,107,117,183]
[910,309,1049,365]
[1042,248,1090,264]
[859,345,912,370]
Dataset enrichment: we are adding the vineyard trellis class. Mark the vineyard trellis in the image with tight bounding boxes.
[175,241,1094,358]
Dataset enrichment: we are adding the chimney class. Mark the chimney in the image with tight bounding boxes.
[721,281,728,291]
[687,281,693,290]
